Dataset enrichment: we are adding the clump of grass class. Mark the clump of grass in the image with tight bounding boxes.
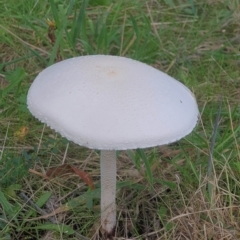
[0,0,240,239]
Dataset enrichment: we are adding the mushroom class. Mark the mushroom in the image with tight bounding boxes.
[27,55,199,237]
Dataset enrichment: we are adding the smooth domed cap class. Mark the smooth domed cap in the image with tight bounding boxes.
[27,55,199,150]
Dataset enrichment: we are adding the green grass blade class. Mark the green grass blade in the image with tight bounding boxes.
[35,191,52,207]
[30,223,74,235]
[0,68,26,102]
[49,0,60,28]
[0,191,13,216]
[136,149,154,187]
[207,96,222,198]
[70,0,88,47]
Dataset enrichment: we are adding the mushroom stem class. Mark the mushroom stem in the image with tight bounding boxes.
[100,150,117,235]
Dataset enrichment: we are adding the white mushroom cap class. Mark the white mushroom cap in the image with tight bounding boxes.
[27,55,199,150]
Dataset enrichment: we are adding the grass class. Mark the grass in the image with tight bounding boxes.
[0,0,240,239]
